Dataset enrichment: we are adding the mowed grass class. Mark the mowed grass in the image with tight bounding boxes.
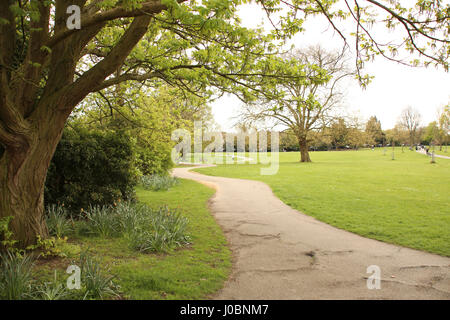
[116,180,231,299]
[194,148,450,256]
[34,179,231,299]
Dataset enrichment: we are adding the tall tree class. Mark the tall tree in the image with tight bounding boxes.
[384,124,409,146]
[0,0,448,246]
[0,0,287,246]
[78,85,206,175]
[240,46,352,162]
[437,104,449,150]
[365,116,383,145]
[328,117,350,150]
[398,106,422,146]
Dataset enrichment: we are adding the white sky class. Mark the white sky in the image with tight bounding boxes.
[211,2,450,131]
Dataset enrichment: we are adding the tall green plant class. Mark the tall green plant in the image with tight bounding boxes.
[0,251,35,300]
[46,205,73,238]
[79,250,121,299]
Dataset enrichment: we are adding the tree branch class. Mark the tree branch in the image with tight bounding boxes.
[46,0,187,48]
[92,72,160,91]
[65,15,152,108]
[17,0,51,116]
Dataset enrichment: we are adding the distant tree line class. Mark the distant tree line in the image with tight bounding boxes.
[277,105,449,153]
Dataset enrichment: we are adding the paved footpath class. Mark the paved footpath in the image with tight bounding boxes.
[416,149,450,160]
[173,166,450,299]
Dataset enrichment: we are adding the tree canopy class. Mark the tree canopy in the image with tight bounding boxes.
[240,46,352,162]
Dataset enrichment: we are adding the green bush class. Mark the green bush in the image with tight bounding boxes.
[136,142,173,176]
[140,174,179,191]
[45,126,138,214]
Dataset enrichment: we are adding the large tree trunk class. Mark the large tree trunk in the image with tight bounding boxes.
[298,137,311,162]
[0,106,66,248]
[0,155,48,248]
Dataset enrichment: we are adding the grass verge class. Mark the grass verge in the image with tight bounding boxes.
[32,178,231,299]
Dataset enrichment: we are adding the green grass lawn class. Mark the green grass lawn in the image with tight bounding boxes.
[34,179,231,299]
[194,148,450,257]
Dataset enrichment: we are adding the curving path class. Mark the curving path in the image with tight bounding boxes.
[416,149,450,160]
[173,166,450,299]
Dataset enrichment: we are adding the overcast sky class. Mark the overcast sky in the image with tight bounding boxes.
[211,2,450,131]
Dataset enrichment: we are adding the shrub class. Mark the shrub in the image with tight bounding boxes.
[45,125,138,214]
[0,251,35,300]
[140,174,179,191]
[26,236,70,259]
[136,142,173,176]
